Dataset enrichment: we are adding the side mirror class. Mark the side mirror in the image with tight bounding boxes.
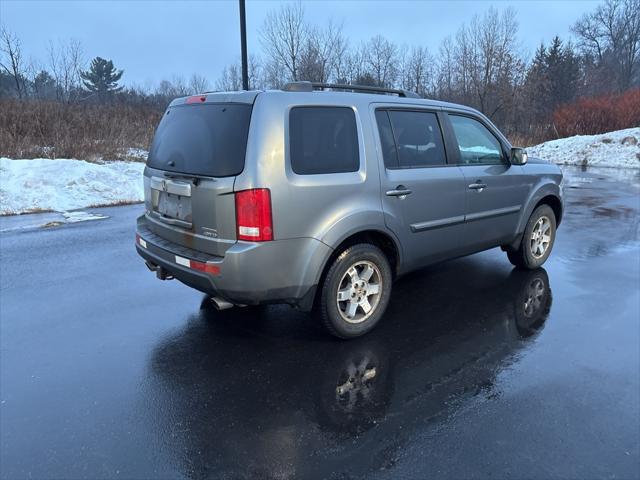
[510,147,528,166]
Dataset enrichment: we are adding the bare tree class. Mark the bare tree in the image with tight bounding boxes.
[334,43,367,85]
[188,73,210,94]
[437,36,455,100]
[299,20,347,82]
[397,44,410,90]
[48,38,85,102]
[0,27,26,98]
[453,25,472,103]
[572,0,640,91]
[260,2,307,81]
[216,63,242,91]
[156,79,175,98]
[215,55,263,91]
[364,35,399,87]
[247,54,265,89]
[170,75,189,96]
[155,75,190,98]
[405,45,435,97]
[454,7,523,119]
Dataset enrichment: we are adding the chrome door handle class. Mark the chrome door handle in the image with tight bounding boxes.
[468,183,487,191]
[386,187,412,198]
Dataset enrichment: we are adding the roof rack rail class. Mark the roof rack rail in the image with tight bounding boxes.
[282,81,421,99]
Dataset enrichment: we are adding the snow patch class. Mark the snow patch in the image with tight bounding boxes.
[0,210,110,232]
[125,148,149,161]
[62,211,109,223]
[528,127,640,169]
[0,158,145,215]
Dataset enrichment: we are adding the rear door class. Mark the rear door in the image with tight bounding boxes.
[374,107,467,268]
[444,113,530,250]
[144,101,253,257]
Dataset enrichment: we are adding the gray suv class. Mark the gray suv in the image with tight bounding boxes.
[136,82,563,338]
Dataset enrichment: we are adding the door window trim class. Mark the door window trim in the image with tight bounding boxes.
[442,111,510,167]
[374,107,455,170]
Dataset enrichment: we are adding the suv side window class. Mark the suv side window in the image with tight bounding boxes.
[449,115,504,165]
[289,106,359,175]
[375,110,447,168]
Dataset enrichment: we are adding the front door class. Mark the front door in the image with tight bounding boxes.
[446,113,530,250]
[374,108,467,269]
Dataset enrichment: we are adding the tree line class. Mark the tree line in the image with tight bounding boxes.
[230,0,639,139]
[0,0,638,160]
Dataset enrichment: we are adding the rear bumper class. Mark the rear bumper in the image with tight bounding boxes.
[135,215,331,310]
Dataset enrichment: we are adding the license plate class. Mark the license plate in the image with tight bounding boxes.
[156,192,192,222]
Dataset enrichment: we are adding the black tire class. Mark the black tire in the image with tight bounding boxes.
[507,205,556,269]
[319,244,393,339]
[315,339,393,435]
[512,268,552,338]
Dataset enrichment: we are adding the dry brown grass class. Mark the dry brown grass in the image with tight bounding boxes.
[86,200,143,208]
[0,207,55,216]
[508,126,556,148]
[0,98,163,160]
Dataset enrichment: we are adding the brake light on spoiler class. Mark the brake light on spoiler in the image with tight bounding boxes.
[185,95,207,104]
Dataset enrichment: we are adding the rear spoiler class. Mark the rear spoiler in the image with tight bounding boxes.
[169,90,260,107]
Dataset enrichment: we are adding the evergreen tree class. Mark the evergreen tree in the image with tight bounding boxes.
[545,37,579,108]
[33,70,57,99]
[522,44,550,125]
[523,37,581,126]
[80,57,123,97]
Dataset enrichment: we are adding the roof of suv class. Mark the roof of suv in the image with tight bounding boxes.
[168,84,478,115]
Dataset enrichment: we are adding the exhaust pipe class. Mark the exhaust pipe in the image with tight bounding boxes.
[210,296,235,310]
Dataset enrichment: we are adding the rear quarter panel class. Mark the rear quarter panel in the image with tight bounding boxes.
[236,92,390,248]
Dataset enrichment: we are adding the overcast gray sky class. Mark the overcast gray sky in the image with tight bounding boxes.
[1,0,598,88]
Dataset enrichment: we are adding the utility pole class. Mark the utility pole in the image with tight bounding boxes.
[239,0,249,90]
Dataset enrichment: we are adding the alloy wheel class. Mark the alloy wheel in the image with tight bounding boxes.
[530,215,552,259]
[336,261,383,324]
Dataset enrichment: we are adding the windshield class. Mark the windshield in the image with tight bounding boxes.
[147,103,252,177]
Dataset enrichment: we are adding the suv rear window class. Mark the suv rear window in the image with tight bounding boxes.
[289,107,360,175]
[147,103,252,177]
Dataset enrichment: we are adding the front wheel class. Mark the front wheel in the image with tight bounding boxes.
[318,244,393,339]
[507,205,557,269]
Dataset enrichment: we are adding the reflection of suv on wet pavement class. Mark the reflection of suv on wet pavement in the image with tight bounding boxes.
[148,267,552,478]
[135,82,563,338]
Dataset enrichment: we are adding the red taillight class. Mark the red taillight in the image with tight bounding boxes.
[190,260,221,276]
[185,95,206,104]
[235,189,273,242]
[136,233,147,248]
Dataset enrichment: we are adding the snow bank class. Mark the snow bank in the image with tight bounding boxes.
[0,158,145,215]
[1,128,639,217]
[528,127,640,169]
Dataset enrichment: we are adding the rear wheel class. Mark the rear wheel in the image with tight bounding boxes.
[507,205,556,269]
[319,244,392,339]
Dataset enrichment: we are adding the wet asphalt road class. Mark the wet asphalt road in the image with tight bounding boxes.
[1,167,639,480]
